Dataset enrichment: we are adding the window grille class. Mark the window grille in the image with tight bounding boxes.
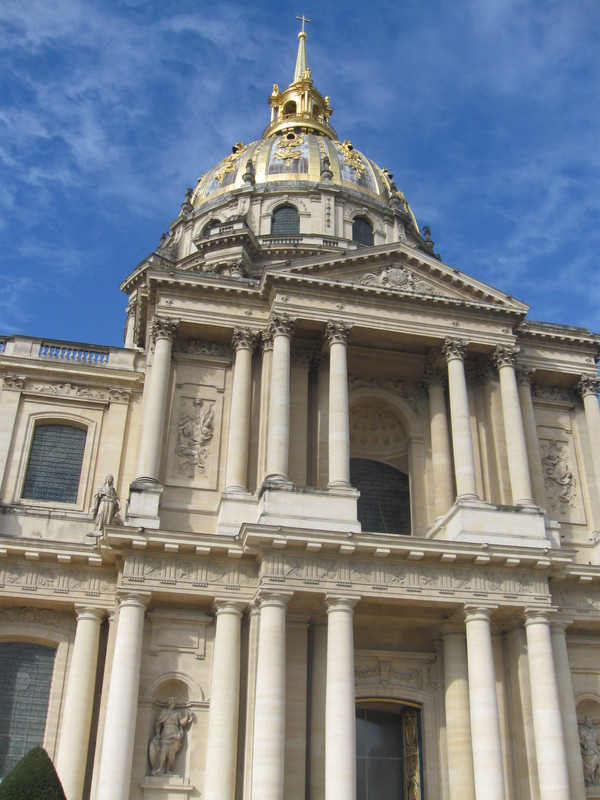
[352,216,374,246]
[0,643,56,778]
[271,205,300,234]
[22,424,87,503]
[350,458,411,534]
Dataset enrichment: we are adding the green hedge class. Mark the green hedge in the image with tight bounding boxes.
[0,747,66,800]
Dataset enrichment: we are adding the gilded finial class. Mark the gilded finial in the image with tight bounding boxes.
[293,14,311,82]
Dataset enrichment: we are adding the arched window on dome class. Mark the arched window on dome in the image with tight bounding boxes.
[271,205,300,235]
[352,216,374,246]
[350,458,411,535]
[202,219,220,238]
[283,100,297,116]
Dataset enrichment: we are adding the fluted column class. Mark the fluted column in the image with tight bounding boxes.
[441,624,476,800]
[97,593,149,800]
[325,596,357,800]
[204,601,245,800]
[524,609,570,800]
[225,328,259,491]
[136,316,180,480]
[251,592,290,800]
[442,339,479,500]
[517,367,547,507]
[577,374,600,497]
[464,605,505,800]
[424,368,455,516]
[550,619,586,800]
[326,320,352,488]
[494,346,535,505]
[265,314,296,483]
[56,607,105,800]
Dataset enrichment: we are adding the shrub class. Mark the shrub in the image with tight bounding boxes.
[0,747,66,800]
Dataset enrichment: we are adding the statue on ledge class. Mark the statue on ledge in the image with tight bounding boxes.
[149,699,193,776]
[91,474,121,530]
[579,715,600,786]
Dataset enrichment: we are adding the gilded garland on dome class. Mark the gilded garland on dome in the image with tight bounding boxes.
[274,132,306,167]
[215,143,247,184]
[338,139,366,178]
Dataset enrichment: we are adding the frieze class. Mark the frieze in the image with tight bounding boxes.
[2,374,25,391]
[532,384,578,404]
[175,340,232,359]
[0,606,72,632]
[260,552,549,603]
[552,584,600,616]
[348,376,419,414]
[355,652,437,692]
[122,553,258,591]
[25,382,131,403]
[0,561,114,599]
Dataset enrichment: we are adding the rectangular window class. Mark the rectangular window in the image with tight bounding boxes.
[22,424,87,503]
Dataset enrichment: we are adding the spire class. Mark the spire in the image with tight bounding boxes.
[293,15,310,82]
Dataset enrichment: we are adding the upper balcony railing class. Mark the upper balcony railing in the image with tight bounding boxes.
[0,336,138,369]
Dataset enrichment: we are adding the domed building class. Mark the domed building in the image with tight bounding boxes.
[1,21,600,800]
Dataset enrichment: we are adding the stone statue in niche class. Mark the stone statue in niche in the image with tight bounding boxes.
[541,440,576,510]
[148,698,193,776]
[579,715,600,785]
[176,398,215,478]
[91,474,121,530]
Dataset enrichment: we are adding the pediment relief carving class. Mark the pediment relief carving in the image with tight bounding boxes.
[351,262,446,298]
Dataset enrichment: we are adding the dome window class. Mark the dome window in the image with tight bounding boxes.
[202,219,220,238]
[283,101,297,116]
[271,205,300,235]
[352,216,374,246]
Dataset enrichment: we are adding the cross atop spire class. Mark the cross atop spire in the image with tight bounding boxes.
[293,15,311,82]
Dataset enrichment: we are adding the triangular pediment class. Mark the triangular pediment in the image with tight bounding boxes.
[263,243,529,314]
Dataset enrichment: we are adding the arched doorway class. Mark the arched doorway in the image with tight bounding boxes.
[356,700,423,800]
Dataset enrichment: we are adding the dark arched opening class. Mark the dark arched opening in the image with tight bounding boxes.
[350,458,410,534]
[271,204,300,235]
[352,216,374,246]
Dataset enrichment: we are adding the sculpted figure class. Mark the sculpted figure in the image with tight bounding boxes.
[148,699,193,776]
[91,474,120,530]
[579,715,600,785]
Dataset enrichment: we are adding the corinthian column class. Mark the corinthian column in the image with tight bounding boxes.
[97,593,149,800]
[325,320,352,488]
[56,607,105,800]
[577,374,600,498]
[251,592,290,800]
[265,314,296,483]
[524,609,570,800]
[441,623,475,800]
[204,601,245,800]
[516,367,547,507]
[494,346,535,505]
[423,368,454,516]
[137,316,180,480]
[442,339,479,500]
[225,328,259,491]
[464,605,505,800]
[325,597,357,800]
[550,619,586,800]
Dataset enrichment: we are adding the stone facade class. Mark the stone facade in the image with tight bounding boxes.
[1,26,600,800]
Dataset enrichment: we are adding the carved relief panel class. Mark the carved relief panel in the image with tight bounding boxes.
[538,415,586,524]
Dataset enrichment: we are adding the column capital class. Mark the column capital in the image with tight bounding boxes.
[442,337,468,363]
[213,599,246,617]
[266,312,296,339]
[493,344,520,370]
[516,366,536,387]
[577,373,600,398]
[151,316,180,344]
[232,326,260,352]
[523,606,557,627]
[464,604,498,624]
[116,591,151,609]
[74,606,107,623]
[325,319,353,347]
[325,594,359,613]
[260,330,274,352]
[255,589,293,609]
[549,614,574,634]
[422,366,447,390]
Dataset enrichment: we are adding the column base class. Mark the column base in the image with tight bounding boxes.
[125,478,163,530]
[140,775,194,800]
[427,498,556,548]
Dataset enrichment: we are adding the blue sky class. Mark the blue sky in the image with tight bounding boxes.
[1,0,599,347]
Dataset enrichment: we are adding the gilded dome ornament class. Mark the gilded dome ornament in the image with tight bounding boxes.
[215,145,247,184]
[338,139,366,178]
[274,132,305,167]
